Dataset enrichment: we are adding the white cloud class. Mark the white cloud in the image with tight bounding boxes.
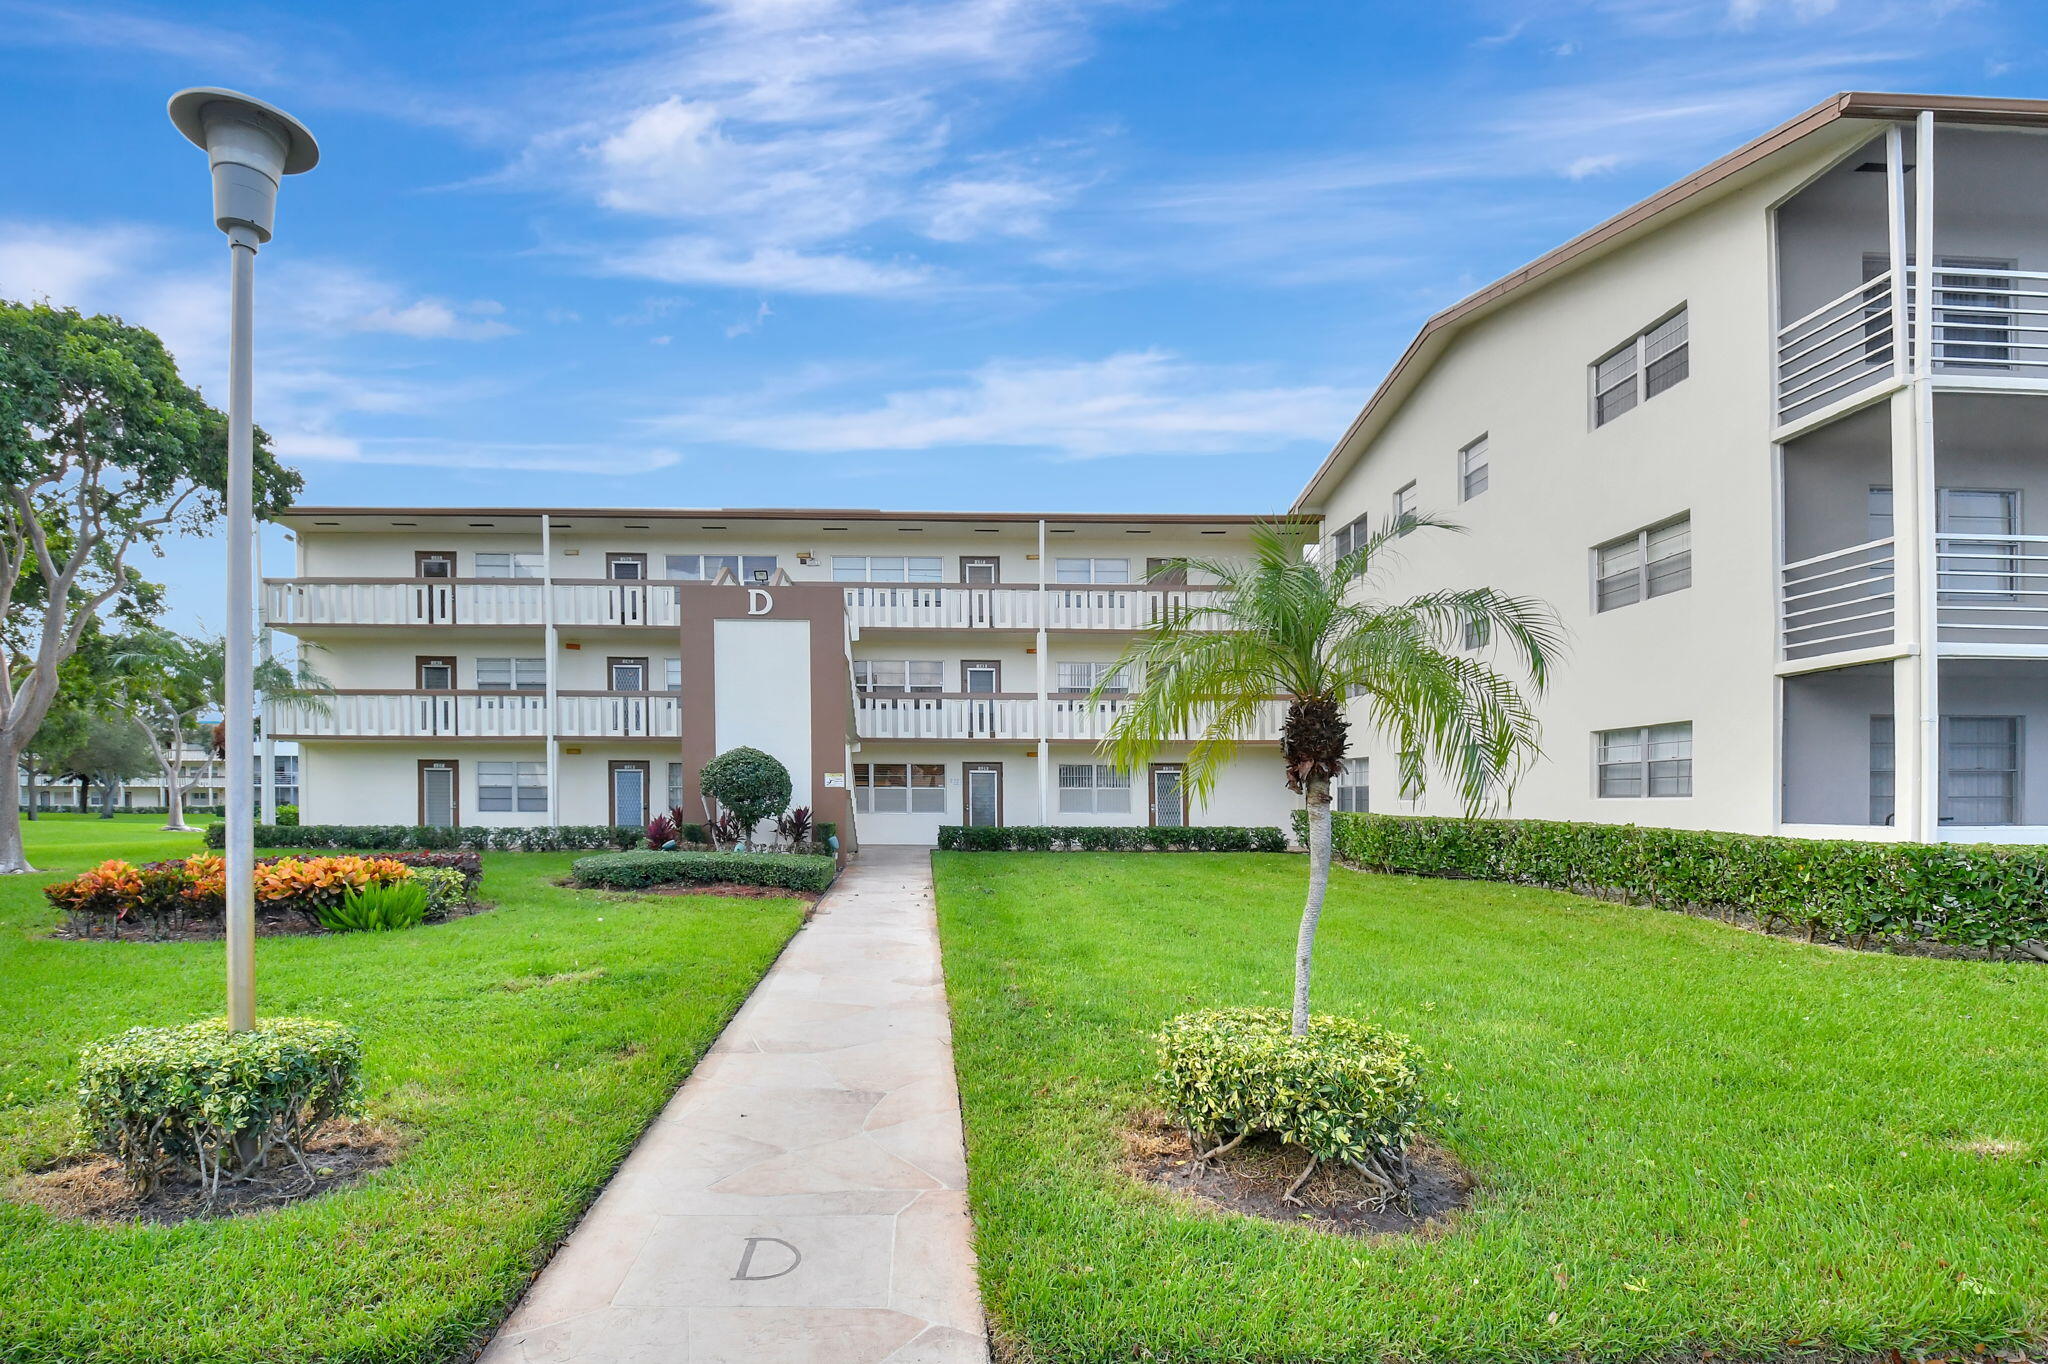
[598,236,935,295]
[269,435,685,474]
[656,350,1355,458]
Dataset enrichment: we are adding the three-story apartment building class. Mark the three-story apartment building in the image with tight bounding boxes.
[264,510,1295,845]
[1295,92,2048,843]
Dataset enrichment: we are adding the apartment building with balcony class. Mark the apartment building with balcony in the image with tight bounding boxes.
[263,510,1295,845]
[1295,92,2048,843]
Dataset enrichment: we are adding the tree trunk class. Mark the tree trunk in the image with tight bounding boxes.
[97,775,117,818]
[75,775,89,811]
[20,762,37,822]
[161,761,190,833]
[0,742,34,873]
[1293,780,1333,1036]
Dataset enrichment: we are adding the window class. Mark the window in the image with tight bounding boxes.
[1055,558,1130,584]
[1944,716,2021,826]
[1592,307,1689,426]
[1462,618,1490,651]
[1327,513,1368,562]
[1936,489,2020,601]
[1936,258,2016,369]
[664,657,681,691]
[1870,715,1895,827]
[477,761,546,813]
[852,659,944,693]
[666,554,777,583]
[1594,514,1691,612]
[668,761,683,813]
[1391,482,1417,532]
[475,551,544,578]
[475,657,545,691]
[1058,763,1131,814]
[1055,661,1127,694]
[1335,758,1369,813]
[1458,435,1489,501]
[1596,722,1692,798]
[853,763,946,813]
[834,556,943,582]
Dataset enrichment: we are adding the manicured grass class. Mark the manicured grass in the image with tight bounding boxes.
[0,815,803,1364]
[933,852,2048,1363]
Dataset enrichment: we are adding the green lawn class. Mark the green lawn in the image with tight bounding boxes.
[933,852,2048,1364]
[0,815,803,1364]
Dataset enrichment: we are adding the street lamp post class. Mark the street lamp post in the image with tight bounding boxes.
[169,88,318,1031]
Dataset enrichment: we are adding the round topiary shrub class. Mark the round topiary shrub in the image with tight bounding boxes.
[77,1017,362,1199]
[700,746,792,848]
[1155,1006,1435,1204]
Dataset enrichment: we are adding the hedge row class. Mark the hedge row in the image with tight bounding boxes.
[571,850,838,894]
[937,825,1288,853]
[1302,811,2048,953]
[207,824,643,852]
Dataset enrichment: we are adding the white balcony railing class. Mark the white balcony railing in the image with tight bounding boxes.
[1935,533,2048,646]
[552,582,682,629]
[1775,266,2048,426]
[555,691,681,739]
[851,693,1288,743]
[1779,537,1896,662]
[265,691,549,739]
[263,579,546,628]
[843,585,1227,632]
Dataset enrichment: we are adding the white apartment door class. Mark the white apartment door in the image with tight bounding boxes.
[610,761,650,828]
[412,550,458,624]
[964,764,1002,827]
[1149,764,1185,828]
[419,760,457,827]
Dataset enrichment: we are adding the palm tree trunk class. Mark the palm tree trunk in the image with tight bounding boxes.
[1293,778,1333,1036]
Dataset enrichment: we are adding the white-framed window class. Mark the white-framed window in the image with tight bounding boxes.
[1869,714,1895,827]
[1594,514,1691,612]
[668,761,683,815]
[476,657,546,690]
[1335,758,1369,813]
[1944,715,2021,826]
[1055,558,1130,584]
[1058,762,1131,813]
[1055,661,1128,694]
[853,659,945,693]
[664,657,681,691]
[1595,722,1692,798]
[475,551,544,578]
[1327,513,1369,562]
[1458,435,1489,501]
[1593,306,1689,427]
[854,763,946,813]
[1392,482,1417,532]
[477,761,547,813]
[1462,617,1490,651]
[667,553,777,583]
[834,556,943,582]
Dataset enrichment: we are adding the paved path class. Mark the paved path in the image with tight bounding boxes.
[481,847,989,1364]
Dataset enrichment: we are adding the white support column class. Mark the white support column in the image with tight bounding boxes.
[1908,109,1942,840]
[1036,518,1050,825]
[1885,123,1909,383]
[542,513,560,827]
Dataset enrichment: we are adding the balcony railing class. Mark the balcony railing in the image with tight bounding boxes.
[263,579,547,628]
[264,690,675,740]
[1775,266,2048,426]
[1935,533,2048,646]
[851,693,1287,742]
[552,581,682,629]
[844,585,1227,632]
[1779,537,1896,661]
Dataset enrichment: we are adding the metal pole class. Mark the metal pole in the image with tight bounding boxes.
[224,225,259,1031]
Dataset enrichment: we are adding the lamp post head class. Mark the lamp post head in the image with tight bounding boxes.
[168,87,318,243]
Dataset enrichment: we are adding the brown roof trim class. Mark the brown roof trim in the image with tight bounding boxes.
[1290,90,2048,512]
[281,506,1316,526]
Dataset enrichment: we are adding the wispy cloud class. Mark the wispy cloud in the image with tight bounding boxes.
[653,350,1355,458]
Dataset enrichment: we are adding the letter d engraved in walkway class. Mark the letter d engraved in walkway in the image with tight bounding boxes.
[731,1236,802,1281]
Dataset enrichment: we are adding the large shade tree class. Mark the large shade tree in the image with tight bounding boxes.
[0,300,300,871]
[1098,518,1564,1034]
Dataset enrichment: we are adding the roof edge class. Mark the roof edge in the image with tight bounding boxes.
[278,505,1318,526]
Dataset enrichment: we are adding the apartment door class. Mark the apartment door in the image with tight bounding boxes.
[1147,557,1188,586]
[610,760,651,828]
[416,656,457,735]
[963,661,1000,737]
[964,763,1003,827]
[961,556,1000,583]
[607,658,651,736]
[606,553,648,580]
[415,550,456,578]
[419,760,458,827]
[413,550,458,624]
[1149,764,1186,828]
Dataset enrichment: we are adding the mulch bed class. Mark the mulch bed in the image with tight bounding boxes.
[8,1119,401,1225]
[1124,1111,1474,1238]
[47,902,492,943]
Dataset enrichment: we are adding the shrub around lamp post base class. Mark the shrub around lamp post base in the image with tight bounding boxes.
[1155,1007,1440,1208]
[76,1017,361,1203]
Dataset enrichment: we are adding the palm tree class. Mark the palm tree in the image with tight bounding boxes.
[1097,517,1563,1034]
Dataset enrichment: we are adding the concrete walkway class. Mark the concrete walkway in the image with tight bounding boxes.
[481,847,989,1364]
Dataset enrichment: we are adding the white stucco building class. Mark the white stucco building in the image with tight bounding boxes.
[1295,91,2048,843]
[262,510,1295,846]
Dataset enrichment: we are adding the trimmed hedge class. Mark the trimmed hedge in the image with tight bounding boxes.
[571,850,837,894]
[1305,810,2048,954]
[208,823,642,852]
[937,825,1288,853]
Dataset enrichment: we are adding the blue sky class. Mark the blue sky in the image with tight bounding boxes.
[2,0,2044,629]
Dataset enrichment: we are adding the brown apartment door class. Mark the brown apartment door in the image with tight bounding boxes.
[419,760,459,827]
[1147,557,1188,586]
[963,763,1003,827]
[415,550,456,578]
[609,760,651,828]
[961,556,1000,583]
[606,552,648,580]
[416,657,457,735]
[413,551,458,624]
[963,661,1001,738]
[1149,764,1186,828]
